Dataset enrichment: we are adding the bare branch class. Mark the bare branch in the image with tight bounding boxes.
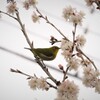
[76,47,97,70]
[0,10,17,20]
[10,68,34,78]
[35,7,69,41]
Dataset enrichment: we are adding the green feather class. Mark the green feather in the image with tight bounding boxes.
[25,46,60,61]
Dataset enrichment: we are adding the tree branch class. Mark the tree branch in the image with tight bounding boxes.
[0,10,17,20]
[76,47,97,70]
[35,7,69,41]
[15,10,33,49]
[10,68,57,89]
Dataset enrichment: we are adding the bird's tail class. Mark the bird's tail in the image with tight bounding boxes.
[24,47,32,51]
[24,47,38,59]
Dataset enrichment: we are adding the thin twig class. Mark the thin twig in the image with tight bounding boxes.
[0,10,33,49]
[47,82,57,89]
[10,68,57,89]
[15,10,33,49]
[35,7,69,41]
[0,10,17,20]
[10,68,34,78]
[76,47,97,70]
[62,66,69,82]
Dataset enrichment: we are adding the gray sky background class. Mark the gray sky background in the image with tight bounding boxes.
[0,0,100,100]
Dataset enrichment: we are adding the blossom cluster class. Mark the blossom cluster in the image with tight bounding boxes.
[60,34,86,71]
[6,0,38,14]
[82,66,100,93]
[63,6,85,26]
[28,76,49,91]
[55,80,79,100]
[23,0,40,23]
[60,35,100,94]
[23,0,38,10]
[6,1,18,14]
[31,11,40,23]
[6,0,39,22]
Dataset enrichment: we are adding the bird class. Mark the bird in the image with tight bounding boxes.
[25,46,60,61]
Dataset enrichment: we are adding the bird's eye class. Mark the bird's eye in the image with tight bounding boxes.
[54,47,56,50]
[53,47,58,50]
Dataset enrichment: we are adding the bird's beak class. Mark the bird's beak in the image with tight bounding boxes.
[59,47,61,49]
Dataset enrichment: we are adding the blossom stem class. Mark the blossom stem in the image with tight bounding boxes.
[62,66,70,82]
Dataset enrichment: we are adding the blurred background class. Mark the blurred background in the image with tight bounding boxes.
[0,0,100,100]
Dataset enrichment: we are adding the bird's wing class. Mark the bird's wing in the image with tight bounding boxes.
[39,53,54,60]
[35,49,53,57]
[34,49,54,60]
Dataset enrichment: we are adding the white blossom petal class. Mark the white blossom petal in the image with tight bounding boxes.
[6,2,18,15]
[55,80,79,100]
[76,35,86,47]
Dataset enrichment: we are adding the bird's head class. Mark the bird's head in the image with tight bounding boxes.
[51,46,60,55]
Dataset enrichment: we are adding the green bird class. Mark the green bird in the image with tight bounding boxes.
[25,46,60,61]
